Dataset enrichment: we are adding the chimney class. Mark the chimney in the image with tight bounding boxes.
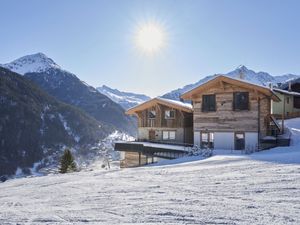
[288,81,292,92]
[268,82,273,90]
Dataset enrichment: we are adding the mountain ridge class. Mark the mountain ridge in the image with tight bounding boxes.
[97,85,151,110]
[162,65,300,100]
[2,53,136,135]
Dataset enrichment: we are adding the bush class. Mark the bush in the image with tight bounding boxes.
[59,149,77,173]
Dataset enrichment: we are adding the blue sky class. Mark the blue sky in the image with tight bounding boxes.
[1,0,300,97]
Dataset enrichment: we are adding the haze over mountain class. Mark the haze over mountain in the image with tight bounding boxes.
[97,85,151,110]
[162,65,300,100]
[2,53,136,135]
[0,67,113,176]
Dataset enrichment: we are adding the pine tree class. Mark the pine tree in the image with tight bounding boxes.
[59,149,77,173]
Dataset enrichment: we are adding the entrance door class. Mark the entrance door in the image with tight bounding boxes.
[149,130,156,141]
[235,132,245,150]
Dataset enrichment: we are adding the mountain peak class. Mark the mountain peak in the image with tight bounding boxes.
[236,65,249,71]
[2,52,61,75]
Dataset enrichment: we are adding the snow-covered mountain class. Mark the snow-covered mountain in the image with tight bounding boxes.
[162,65,300,100]
[1,53,136,135]
[97,85,151,110]
[1,52,61,75]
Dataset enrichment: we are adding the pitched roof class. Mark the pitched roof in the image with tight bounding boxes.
[126,97,193,115]
[181,75,281,102]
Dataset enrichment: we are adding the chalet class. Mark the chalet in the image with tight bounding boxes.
[272,88,300,118]
[115,75,287,167]
[181,75,281,151]
[115,97,193,167]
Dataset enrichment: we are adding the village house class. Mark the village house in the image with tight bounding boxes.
[115,75,291,167]
[181,75,281,151]
[115,97,193,167]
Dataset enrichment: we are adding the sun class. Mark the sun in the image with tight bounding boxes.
[135,22,166,54]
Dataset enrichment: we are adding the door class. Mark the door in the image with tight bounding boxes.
[149,130,156,141]
[235,132,245,150]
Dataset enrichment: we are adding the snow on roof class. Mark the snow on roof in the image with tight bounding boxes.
[155,97,192,110]
[126,96,193,114]
[273,88,300,96]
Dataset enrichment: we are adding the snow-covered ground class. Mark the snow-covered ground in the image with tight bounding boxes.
[1,119,300,224]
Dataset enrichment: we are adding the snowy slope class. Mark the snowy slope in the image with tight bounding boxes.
[1,53,61,75]
[1,118,300,224]
[163,65,300,100]
[97,85,151,109]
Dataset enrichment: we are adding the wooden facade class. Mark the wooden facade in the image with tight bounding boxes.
[191,85,271,136]
[181,75,281,150]
[127,98,193,144]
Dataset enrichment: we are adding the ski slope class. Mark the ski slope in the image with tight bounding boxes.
[0,118,300,224]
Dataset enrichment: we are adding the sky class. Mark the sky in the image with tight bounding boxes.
[0,0,300,97]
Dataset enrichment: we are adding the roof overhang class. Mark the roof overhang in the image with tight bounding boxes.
[126,97,193,115]
[181,75,281,102]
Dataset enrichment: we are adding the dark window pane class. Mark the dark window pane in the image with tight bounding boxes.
[233,92,249,110]
[294,97,300,108]
[202,95,216,112]
[148,110,156,119]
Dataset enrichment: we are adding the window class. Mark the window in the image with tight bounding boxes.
[148,110,156,119]
[233,92,249,111]
[162,131,176,140]
[169,131,176,140]
[202,95,216,112]
[165,110,175,119]
[235,132,245,150]
[286,97,290,104]
[294,97,300,109]
[201,132,214,149]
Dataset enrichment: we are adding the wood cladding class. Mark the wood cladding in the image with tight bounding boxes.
[192,83,271,136]
[136,103,193,128]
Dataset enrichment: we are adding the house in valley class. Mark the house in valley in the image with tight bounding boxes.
[181,75,281,151]
[115,97,193,167]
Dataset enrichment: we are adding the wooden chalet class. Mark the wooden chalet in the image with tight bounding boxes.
[115,97,193,167]
[181,75,281,151]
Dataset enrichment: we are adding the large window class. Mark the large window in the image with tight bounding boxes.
[201,132,214,149]
[162,131,176,140]
[235,132,245,150]
[233,92,249,111]
[165,110,175,119]
[148,110,156,119]
[202,95,216,112]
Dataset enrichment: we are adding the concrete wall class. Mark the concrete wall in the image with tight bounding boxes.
[194,131,258,150]
[194,131,200,147]
[245,132,258,151]
[138,127,186,143]
[214,132,234,150]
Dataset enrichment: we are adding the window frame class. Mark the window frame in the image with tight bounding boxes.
[233,92,249,111]
[148,110,156,119]
[162,130,176,140]
[165,110,176,119]
[202,94,216,112]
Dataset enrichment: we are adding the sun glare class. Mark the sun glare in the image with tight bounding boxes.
[135,22,166,54]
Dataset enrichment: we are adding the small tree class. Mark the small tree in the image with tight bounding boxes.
[59,149,77,173]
